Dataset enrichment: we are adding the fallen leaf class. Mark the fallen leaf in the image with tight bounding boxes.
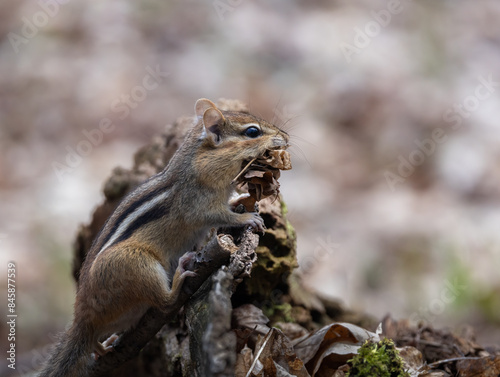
[292,323,380,377]
[456,355,500,377]
[397,346,424,377]
[247,328,310,377]
[274,322,309,341]
[233,304,272,351]
[236,346,255,377]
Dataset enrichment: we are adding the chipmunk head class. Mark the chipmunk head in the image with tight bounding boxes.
[195,98,289,155]
[193,98,290,188]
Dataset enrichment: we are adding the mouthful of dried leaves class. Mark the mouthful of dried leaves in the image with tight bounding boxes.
[232,149,292,212]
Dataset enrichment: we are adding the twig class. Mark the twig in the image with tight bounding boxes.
[424,356,484,369]
[231,158,257,185]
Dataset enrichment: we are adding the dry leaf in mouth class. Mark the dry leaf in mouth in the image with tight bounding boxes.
[259,149,292,170]
[234,169,281,212]
[233,149,292,211]
[245,170,281,200]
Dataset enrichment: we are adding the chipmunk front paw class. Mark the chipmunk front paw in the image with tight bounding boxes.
[178,251,197,279]
[243,212,266,233]
[93,334,119,360]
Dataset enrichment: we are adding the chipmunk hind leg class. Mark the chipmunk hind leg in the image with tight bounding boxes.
[144,251,197,310]
[80,244,168,339]
[84,243,196,334]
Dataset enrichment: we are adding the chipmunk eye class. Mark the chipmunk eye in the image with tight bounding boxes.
[243,125,262,138]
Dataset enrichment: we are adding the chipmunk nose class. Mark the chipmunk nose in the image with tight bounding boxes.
[272,136,289,149]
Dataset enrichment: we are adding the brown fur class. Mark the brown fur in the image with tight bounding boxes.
[38,99,289,376]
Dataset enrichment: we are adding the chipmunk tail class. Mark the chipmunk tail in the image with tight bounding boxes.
[38,320,96,377]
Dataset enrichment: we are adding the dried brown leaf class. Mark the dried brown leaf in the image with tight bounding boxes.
[456,355,500,377]
[259,149,292,170]
[398,346,424,376]
[292,323,380,377]
[247,328,310,377]
[232,194,258,213]
[274,322,309,341]
[234,149,291,206]
[236,346,255,377]
[233,304,271,336]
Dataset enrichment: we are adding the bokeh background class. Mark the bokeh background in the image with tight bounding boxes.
[1,0,500,373]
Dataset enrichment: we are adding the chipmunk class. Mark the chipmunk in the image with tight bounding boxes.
[39,98,290,377]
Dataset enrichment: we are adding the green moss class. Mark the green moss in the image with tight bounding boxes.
[347,339,409,377]
[444,249,498,323]
[262,302,294,323]
[242,197,298,300]
[285,220,296,243]
[280,200,289,216]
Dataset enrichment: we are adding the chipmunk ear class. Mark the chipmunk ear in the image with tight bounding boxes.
[202,107,225,144]
[195,98,218,121]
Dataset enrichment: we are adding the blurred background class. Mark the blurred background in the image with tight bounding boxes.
[1,0,500,373]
